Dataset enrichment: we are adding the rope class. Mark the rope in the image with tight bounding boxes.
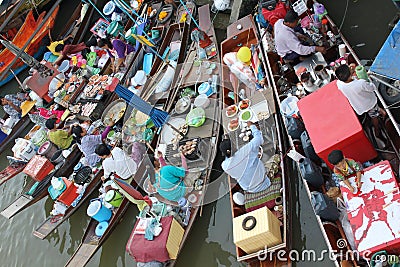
[339,0,350,31]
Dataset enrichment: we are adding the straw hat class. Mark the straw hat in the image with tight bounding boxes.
[130,70,147,87]
[21,100,37,117]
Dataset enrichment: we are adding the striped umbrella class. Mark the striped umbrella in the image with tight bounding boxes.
[115,84,169,128]
[113,177,152,211]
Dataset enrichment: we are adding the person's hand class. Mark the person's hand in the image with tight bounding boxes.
[101,176,106,182]
[157,150,163,158]
[356,179,361,189]
[315,46,327,54]
[108,120,115,127]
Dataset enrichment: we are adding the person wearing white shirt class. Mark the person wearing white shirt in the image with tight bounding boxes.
[95,144,137,181]
[335,64,386,137]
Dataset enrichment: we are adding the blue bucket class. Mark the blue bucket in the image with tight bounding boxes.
[95,221,109,237]
[87,199,112,222]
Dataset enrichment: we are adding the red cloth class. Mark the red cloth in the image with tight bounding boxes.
[340,161,400,256]
[126,216,173,263]
[262,2,287,26]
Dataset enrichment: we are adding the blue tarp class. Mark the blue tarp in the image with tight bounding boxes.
[370,20,400,80]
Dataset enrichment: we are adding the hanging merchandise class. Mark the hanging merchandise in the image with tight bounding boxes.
[191,28,212,49]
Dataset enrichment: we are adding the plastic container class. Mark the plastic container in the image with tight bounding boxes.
[280,96,299,118]
[87,199,112,222]
[57,178,80,206]
[299,157,324,188]
[38,141,59,160]
[58,60,70,73]
[31,128,47,147]
[12,138,36,161]
[186,107,206,127]
[194,94,210,109]
[95,221,109,237]
[300,131,320,163]
[143,53,153,75]
[124,27,137,45]
[311,191,339,221]
[106,21,124,38]
[50,150,65,164]
[355,65,369,81]
[197,82,213,96]
[105,189,123,207]
[23,155,54,181]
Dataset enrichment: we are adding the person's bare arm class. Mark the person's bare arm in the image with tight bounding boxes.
[344,179,355,193]
[356,171,362,189]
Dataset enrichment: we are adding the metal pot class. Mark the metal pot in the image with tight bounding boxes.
[50,149,65,164]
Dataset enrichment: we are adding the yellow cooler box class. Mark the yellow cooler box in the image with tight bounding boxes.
[233,206,282,254]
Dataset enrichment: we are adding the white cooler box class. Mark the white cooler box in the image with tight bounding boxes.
[12,138,37,161]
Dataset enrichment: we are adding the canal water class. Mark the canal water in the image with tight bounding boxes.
[0,0,397,266]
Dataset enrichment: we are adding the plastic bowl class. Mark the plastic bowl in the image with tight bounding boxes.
[194,94,210,109]
[58,60,70,73]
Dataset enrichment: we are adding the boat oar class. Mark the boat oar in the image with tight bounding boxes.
[115,84,185,137]
[9,69,25,91]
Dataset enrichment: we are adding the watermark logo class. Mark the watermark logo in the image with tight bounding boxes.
[336,238,347,249]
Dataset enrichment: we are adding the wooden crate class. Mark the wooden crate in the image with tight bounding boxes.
[166,218,184,259]
[233,206,282,254]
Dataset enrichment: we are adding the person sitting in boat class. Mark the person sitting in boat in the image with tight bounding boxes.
[0,94,25,120]
[45,118,74,149]
[335,64,387,139]
[274,10,326,64]
[53,42,88,66]
[147,151,188,202]
[95,144,137,182]
[328,150,362,194]
[71,121,114,167]
[47,33,74,57]
[220,121,271,193]
[97,37,135,73]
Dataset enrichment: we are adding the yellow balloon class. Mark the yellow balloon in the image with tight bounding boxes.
[237,46,251,63]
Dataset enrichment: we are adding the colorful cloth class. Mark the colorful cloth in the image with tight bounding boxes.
[245,174,282,212]
[47,40,64,56]
[333,158,362,181]
[3,94,22,119]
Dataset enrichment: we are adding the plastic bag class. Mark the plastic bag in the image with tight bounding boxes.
[337,198,356,250]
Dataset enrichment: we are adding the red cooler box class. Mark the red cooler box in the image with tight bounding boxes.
[23,155,54,181]
[297,81,377,167]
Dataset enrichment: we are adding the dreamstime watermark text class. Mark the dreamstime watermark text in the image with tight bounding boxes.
[257,239,373,262]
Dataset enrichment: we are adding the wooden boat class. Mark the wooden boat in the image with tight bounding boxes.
[255,1,400,266]
[125,5,221,267]
[0,146,82,219]
[220,14,291,266]
[32,169,103,239]
[141,21,190,106]
[0,6,59,87]
[0,115,31,155]
[0,0,52,26]
[0,161,26,185]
